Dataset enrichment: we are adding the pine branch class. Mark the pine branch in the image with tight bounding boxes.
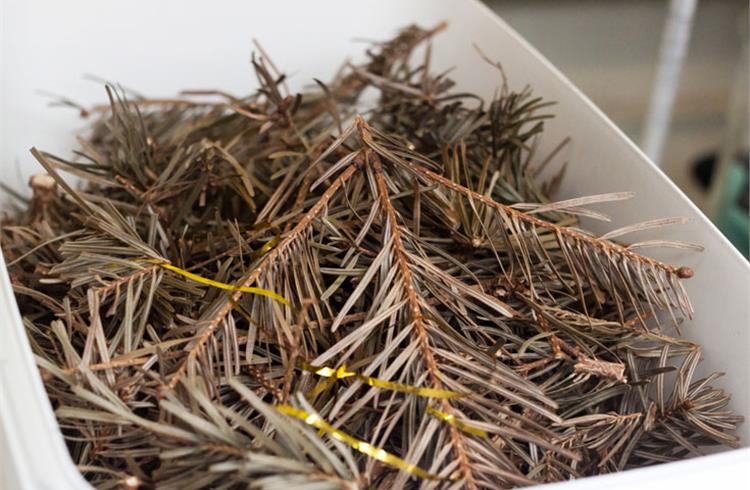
[166,157,361,390]
[370,149,478,488]
[92,263,160,298]
[359,123,694,325]
[8,23,740,489]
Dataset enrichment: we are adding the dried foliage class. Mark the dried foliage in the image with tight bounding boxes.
[1,24,741,489]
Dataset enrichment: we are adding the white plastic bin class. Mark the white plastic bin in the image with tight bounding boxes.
[1,1,748,489]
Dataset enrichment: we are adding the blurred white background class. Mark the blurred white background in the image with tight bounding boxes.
[486,0,747,212]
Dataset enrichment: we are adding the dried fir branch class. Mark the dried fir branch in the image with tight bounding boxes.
[1,22,741,490]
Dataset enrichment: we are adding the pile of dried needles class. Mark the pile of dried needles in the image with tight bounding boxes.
[1,24,742,489]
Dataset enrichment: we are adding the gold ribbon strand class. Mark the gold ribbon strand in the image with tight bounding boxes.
[277,405,451,481]
[427,406,488,438]
[300,362,463,399]
[142,259,289,306]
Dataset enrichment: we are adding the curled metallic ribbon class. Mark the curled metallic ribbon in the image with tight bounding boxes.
[276,404,447,480]
[426,406,488,438]
[251,235,280,260]
[301,362,463,399]
[142,259,289,306]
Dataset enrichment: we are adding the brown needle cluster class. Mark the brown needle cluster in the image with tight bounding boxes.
[1,24,741,489]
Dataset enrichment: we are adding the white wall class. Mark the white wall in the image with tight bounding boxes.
[486,0,747,208]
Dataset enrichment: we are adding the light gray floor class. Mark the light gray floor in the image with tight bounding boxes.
[485,0,746,210]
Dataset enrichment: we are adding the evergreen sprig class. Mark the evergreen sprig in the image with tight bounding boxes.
[1,24,740,489]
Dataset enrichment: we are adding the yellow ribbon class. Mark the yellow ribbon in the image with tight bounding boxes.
[276,405,449,481]
[305,376,337,399]
[251,235,280,260]
[426,406,488,438]
[144,260,289,306]
[300,362,463,399]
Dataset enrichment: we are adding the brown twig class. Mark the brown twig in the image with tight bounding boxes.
[166,159,361,390]
[370,148,477,489]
